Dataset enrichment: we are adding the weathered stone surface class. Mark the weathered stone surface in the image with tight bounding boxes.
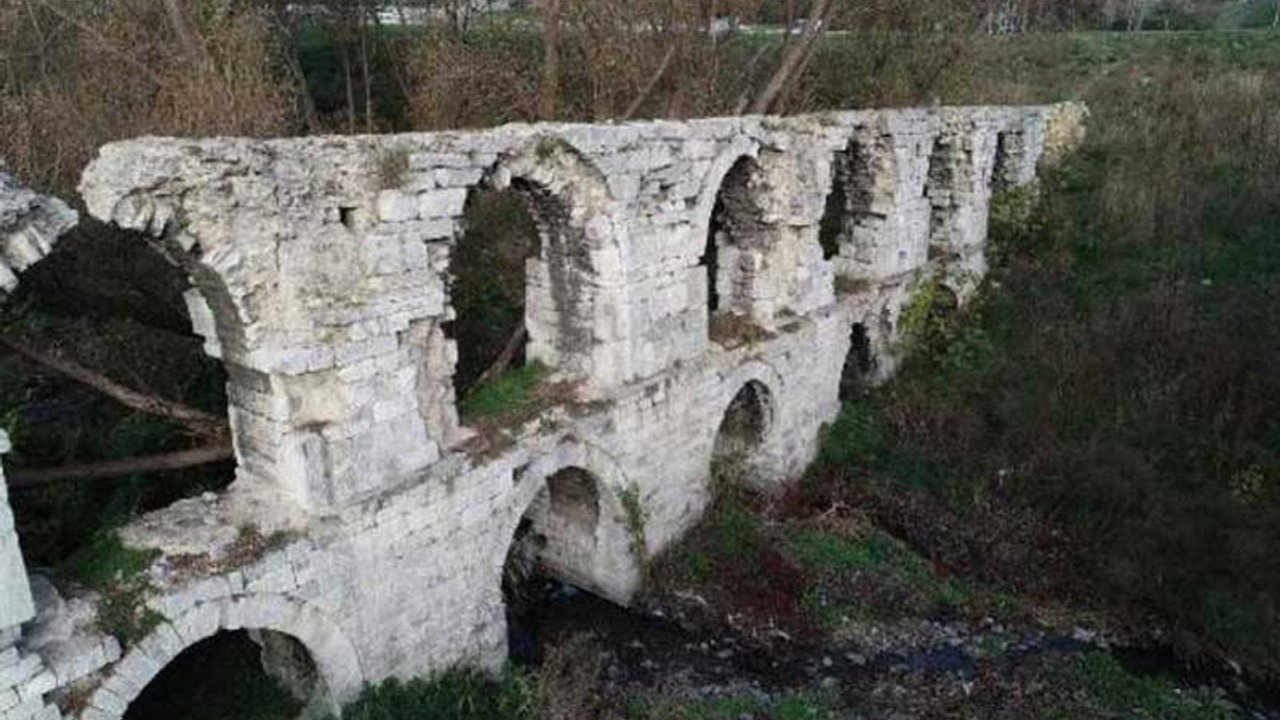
[0,433,34,635]
[7,104,1088,719]
[0,167,76,720]
[0,167,77,297]
[0,437,62,720]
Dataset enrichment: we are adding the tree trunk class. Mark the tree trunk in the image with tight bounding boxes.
[287,51,323,133]
[623,44,677,120]
[470,326,528,391]
[339,38,356,133]
[372,10,414,121]
[7,445,235,488]
[163,0,200,61]
[360,2,374,132]
[745,0,834,116]
[539,0,563,121]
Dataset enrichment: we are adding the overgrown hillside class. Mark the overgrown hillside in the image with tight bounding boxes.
[857,48,1280,679]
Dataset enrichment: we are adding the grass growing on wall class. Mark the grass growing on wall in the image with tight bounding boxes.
[458,363,549,426]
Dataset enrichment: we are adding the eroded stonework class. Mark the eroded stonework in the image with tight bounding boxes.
[0,167,76,298]
[2,104,1085,719]
[1,165,73,720]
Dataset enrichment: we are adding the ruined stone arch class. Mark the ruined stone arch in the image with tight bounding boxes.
[82,593,364,720]
[933,281,962,313]
[840,321,877,399]
[500,440,641,606]
[991,130,1017,193]
[697,144,792,325]
[926,129,964,263]
[90,191,258,365]
[469,138,617,379]
[819,135,880,268]
[690,139,761,247]
[710,361,784,486]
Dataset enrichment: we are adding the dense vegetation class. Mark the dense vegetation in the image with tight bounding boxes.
[859,50,1280,678]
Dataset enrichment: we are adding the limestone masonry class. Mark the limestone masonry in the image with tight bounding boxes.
[0,104,1085,719]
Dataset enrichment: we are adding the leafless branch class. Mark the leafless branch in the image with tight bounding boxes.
[7,444,234,488]
[0,336,228,440]
[744,0,835,116]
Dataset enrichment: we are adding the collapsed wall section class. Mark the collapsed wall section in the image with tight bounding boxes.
[0,168,77,298]
[0,435,62,720]
[0,167,75,720]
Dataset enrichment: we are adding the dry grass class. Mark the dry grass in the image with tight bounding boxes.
[533,633,605,720]
[0,0,297,196]
[709,313,775,349]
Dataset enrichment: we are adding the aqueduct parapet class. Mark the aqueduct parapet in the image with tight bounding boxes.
[0,102,1086,719]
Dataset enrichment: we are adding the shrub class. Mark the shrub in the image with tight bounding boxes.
[342,669,533,720]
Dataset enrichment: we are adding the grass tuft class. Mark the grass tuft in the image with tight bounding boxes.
[459,363,549,426]
[1068,653,1236,720]
[342,668,533,720]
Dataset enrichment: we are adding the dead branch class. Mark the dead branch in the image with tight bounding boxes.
[623,44,678,120]
[33,0,167,88]
[744,0,835,115]
[471,325,529,390]
[6,444,234,488]
[0,336,228,439]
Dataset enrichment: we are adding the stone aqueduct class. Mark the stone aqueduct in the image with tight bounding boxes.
[0,103,1085,719]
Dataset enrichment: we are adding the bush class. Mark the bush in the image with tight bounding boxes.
[0,0,297,197]
[342,669,533,720]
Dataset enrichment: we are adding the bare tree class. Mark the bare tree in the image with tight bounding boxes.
[539,0,563,120]
[743,0,835,115]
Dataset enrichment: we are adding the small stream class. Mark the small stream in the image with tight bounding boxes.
[515,578,1280,719]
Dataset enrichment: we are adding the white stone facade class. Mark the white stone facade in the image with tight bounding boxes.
[0,164,74,720]
[1,103,1084,719]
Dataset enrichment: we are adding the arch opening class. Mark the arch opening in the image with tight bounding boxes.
[446,182,542,396]
[818,140,876,264]
[992,131,1017,193]
[700,156,766,324]
[840,323,877,400]
[448,172,595,430]
[908,282,962,362]
[121,629,330,720]
[3,228,234,570]
[503,465,604,663]
[926,134,960,262]
[711,381,774,484]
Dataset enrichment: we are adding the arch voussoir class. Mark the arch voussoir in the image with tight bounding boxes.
[80,593,364,720]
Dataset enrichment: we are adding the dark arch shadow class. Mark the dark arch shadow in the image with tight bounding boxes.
[840,323,877,400]
[700,155,766,319]
[503,465,606,662]
[711,380,774,484]
[122,629,330,720]
[992,131,1016,193]
[819,139,876,263]
[447,181,544,393]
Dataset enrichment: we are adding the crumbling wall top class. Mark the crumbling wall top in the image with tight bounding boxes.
[0,166,78,296]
